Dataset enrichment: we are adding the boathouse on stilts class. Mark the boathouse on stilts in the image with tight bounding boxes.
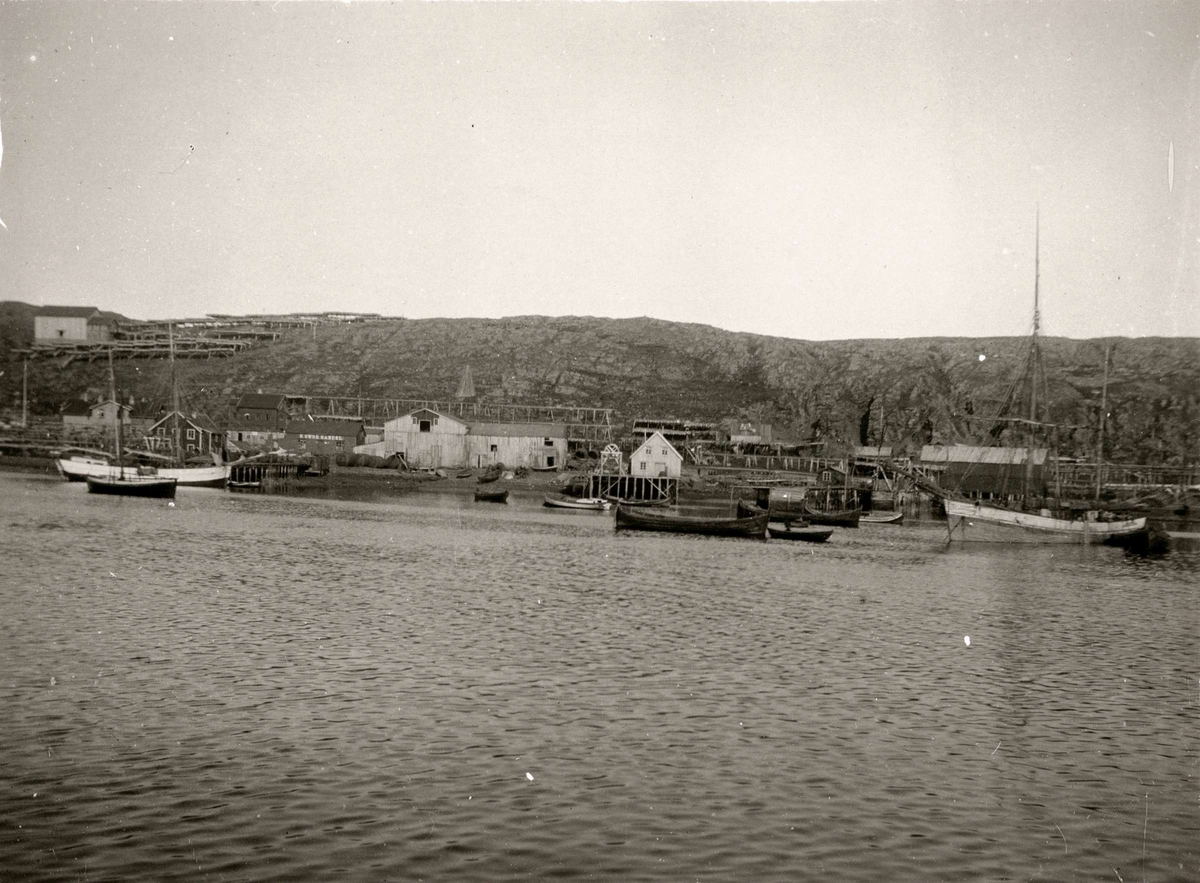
[586,434,681,502]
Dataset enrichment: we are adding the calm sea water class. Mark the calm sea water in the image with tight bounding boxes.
[2,472,1197,882]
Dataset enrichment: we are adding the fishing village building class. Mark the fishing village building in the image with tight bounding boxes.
[281,417,366,456]
[364,408,568,470]
[61,398,132,436]
[919,444,1049,499]
[228,392,291,449]
[143,411,224,458]
[34,306,120,343]
[629,431,683,478]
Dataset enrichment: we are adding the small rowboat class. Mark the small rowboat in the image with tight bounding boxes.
[615,503,768,538]
[86,474,178,498]
[474,487,510,503]
[861,511,904,524]
[767,523,834,542]
[543,494,610,511]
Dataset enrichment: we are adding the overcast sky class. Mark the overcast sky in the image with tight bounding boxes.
[0,1,1196,340]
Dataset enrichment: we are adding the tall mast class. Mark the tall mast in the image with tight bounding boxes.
[21,358,28,429]
[1095,342,1110,502]
[1024,209,1041,500]
[170,322,180,463]
[1029,207,1040,423]
[108,347,122,465]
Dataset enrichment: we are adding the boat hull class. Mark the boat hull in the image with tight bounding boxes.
[474,489,510,503]
[544,494,610,511]
[57,457,137,481]
[155,464,229,488]
[86,475,178,498]
[861,511,904,525]
[57,457,228,487]
[615,504,768,538]
[801,502,862,527]
[945,500,1148,545]
[767,523,833,542]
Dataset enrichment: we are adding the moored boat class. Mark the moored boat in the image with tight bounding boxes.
[861,510,904,524]
[615,503,768,538]
[945,499,1149,545]
[82,349,179,500]
[801,500,862,527]
[474,487,510,503]
[57,453,228,487]
[767,523,834,542]
[57,455,137,482]
[543,494,610,511]
[86,473,177,498]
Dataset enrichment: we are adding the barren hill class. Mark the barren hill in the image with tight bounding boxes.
[3,312,1197,464]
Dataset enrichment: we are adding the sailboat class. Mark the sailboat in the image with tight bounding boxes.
[85,349,177,498]
[944,216,1148,547]
[58,324,230,487]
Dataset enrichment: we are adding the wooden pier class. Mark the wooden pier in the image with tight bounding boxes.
[586,474,678,503]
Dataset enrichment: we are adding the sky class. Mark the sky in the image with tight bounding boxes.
[0,1,1197,341]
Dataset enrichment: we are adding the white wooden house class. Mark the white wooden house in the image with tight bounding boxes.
[630,430,682,478]
[35,306,117,343]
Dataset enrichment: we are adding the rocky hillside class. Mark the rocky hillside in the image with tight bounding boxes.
[3,310,1198,464]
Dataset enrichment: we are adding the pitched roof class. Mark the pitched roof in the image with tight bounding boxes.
[391,408,468,428]
[633,430,682,458]
[36,306,100,318]
[287,418,364,436]
[61,399,93,417]
[919,444,1048,466]
[468,422,567,438]
[853,446,893,458]
[148,410,221,433]
[235,393,289,410]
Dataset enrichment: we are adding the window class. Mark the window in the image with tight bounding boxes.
[639,461,647,472]
[490,444,498,453]
[186,444,196,453]
[419,420,431,432]
[544,437,554,447]
[662,448,668,456]
[187,429,196,440]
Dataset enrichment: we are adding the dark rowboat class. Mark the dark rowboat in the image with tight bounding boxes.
[737,501,833,542]
[615,503,768,539]
[86,474,178,498]
[767,523,834,542]
[474,487,509,503]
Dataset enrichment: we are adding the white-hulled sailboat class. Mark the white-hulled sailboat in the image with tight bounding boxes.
[944,215,1149,547]
[85,349,177,498]
[58,324,229,487]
